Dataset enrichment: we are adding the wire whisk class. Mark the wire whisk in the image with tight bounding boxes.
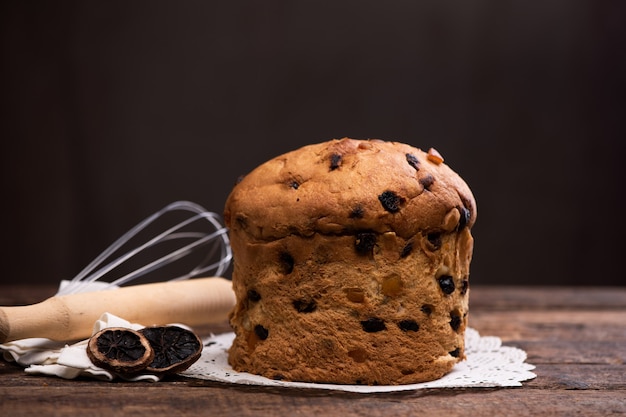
[56,201,232,295]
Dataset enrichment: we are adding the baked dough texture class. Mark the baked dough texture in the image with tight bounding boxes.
[224,138,476,385]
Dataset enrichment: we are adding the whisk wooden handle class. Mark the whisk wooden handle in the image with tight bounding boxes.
[0,277,235,343]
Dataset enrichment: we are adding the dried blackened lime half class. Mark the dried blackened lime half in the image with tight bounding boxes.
[139,326,203,375]
[87,327,154,375]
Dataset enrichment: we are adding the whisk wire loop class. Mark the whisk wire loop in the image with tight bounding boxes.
[57,201,232,295]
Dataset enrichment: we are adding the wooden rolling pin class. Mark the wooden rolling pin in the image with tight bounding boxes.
[0,277,235,343]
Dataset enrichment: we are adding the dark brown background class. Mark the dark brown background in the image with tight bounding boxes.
[1,1,624,287]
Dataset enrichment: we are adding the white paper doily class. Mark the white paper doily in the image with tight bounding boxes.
[182,327,536,393]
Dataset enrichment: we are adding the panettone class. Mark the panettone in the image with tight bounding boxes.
[224,138,476,385]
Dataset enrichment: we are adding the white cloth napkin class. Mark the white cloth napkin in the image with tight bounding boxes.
[1,312,160,382]
[0,281,164,381]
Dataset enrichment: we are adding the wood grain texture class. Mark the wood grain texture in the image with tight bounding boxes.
[1,285,625,416]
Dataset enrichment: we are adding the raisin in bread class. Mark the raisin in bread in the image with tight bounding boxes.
[224,138,476,385]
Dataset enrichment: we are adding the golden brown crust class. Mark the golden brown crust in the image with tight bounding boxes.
[224,138,476,241]
[225,138,476,385]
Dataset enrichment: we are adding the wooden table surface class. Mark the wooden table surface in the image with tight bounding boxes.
[1,285,625,416]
